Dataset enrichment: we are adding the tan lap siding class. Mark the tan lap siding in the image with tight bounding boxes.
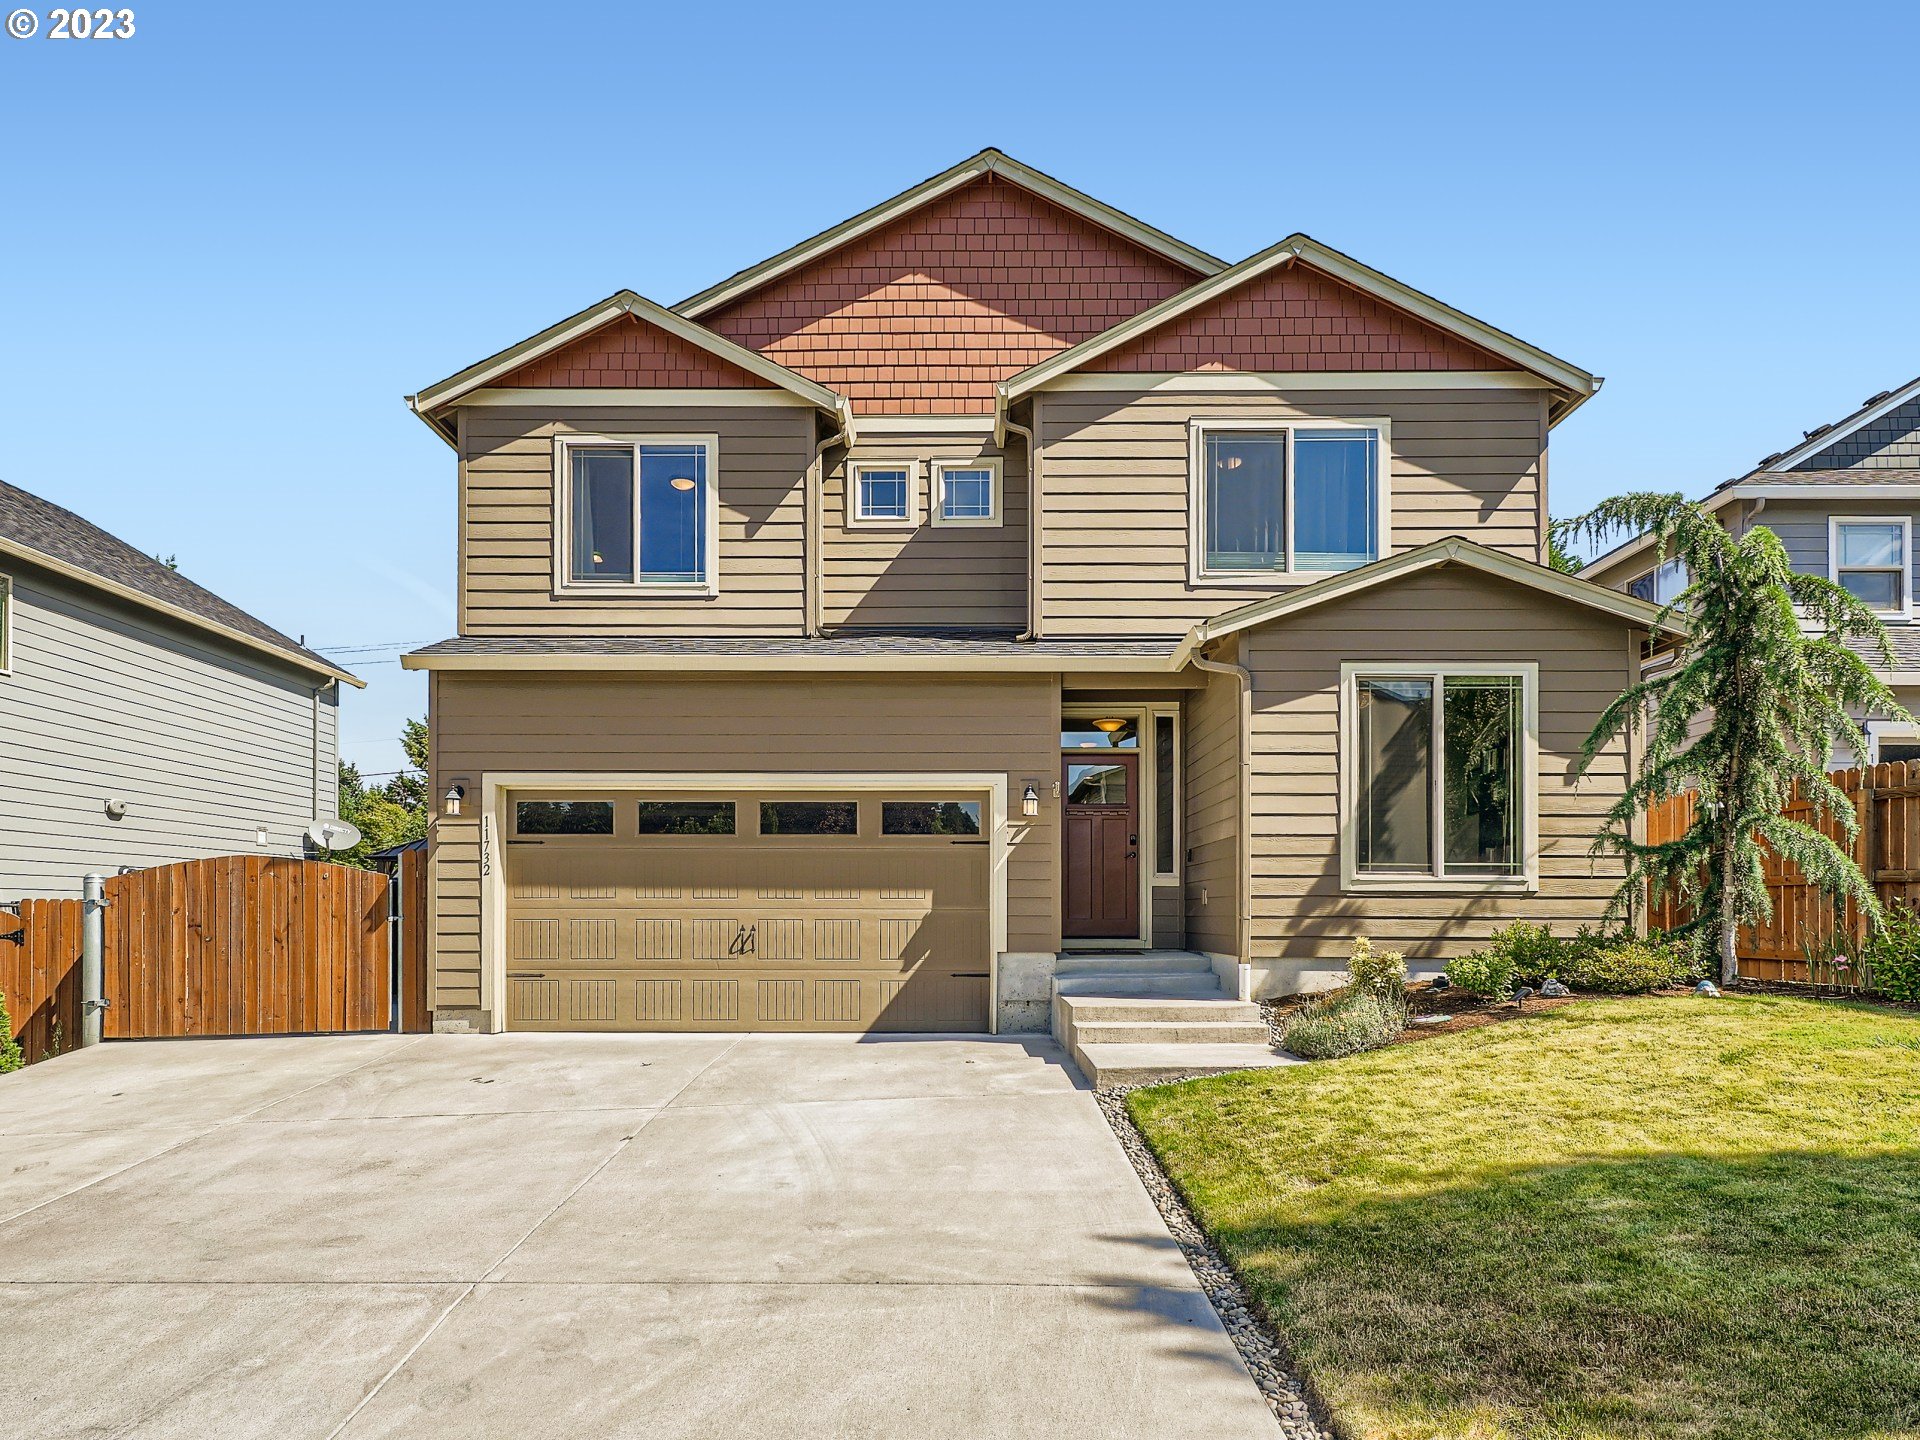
[426,672,1060,1018]
[1182,647,1242,957]
[1241,566,1633,972]
[461,404,814,636]
[822,433,1028,631]
[1036,387,1548,637]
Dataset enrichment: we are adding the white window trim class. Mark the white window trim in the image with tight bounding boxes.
[1829,515,1912,622]
[1866,719,1920,766]
[1626,556,1687,607]
[931,457,1003,528]
[1148,704,1182,884]
[1339,661,1539,895]
[551,433,721,599]
[1187,416,1392,587]
[1059,702,1157,947]
[847,459,921,529]
[0,572,11,675]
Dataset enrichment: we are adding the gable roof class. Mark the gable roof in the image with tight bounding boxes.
[673,148,1226,320]
[1191,537,1680,646]
[0,479,362,686]
[406,291,852,445]
[1757,374,1920,471]
[998,235,1601,425]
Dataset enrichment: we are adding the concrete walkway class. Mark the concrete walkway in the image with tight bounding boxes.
[0,1033,1276,1438]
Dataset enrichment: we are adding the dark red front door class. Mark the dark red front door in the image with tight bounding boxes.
[1062,754,1139,939]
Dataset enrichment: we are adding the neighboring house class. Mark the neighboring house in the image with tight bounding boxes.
[400,148,1673,1044]
[1584,373,1920,763]
[0,479,363,898]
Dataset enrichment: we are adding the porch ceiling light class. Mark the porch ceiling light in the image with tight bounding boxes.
[1022,783,1040,818]
[1092,718,1127,733]
[669,475,697,491]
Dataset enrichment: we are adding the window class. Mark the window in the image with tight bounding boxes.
[635,801,735,835]
[554,435,717,595]
[1060,718,1138,749]
[933,459,1000,527]
[882,800,982,836]
[760,800,858,836]
[1832,517,1911,618]
[1065,762,1129,806]
[1153,713,1177,878]
[0,573,10,674]
[514,800,614,836]
[1626,558,1687,606]
[1192,421,1382,579]
[850,462,916,527]
[1345,666,1532,887]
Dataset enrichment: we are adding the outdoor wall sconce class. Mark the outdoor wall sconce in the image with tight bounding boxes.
[103,798,128,821]
[1022,783,1040,818]
[444,784,466,817]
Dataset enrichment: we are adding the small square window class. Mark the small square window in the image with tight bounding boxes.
[851,463,916,526]
[933,460,1001,526]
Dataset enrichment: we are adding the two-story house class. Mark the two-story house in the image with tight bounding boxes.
[1584,373,1920,764]
[400,149,1672,1051]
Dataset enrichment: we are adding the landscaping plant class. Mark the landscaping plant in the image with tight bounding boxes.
[1562,937,1697,994]
[1555,494,1912,984]
[1443,946,1517,998]
[0,990,21,1073]
[1478,920,1575,987]
[1345,935,1407,999]
[1280,938,1410,1059]
[1863,902,1920,1002]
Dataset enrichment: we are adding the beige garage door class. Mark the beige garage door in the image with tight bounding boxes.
[503,792,991,1033]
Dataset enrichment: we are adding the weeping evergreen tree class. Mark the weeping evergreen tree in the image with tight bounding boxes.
[1555,494,1912,984]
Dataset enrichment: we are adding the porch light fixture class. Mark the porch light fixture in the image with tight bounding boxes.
[1022,783,1040,818]
[443,784,466,817]
[1092,718,1127,734]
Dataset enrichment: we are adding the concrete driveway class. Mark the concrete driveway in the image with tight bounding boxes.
[0,1033,1275,1438]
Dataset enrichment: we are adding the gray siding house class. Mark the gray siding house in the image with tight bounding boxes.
[1585,373,1920,762]
[0,480,362,899]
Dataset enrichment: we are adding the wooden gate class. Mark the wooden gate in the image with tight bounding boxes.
[2,856,391,1066]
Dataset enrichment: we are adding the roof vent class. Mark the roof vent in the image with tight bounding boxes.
[1803,423,1833,440]
[1756,451,1784,467]
[1863,390,1893,407]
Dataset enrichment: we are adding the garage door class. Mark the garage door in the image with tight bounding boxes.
[502,791,991,1032]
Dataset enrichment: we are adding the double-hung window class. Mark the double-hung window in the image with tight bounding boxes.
[1191,420,1384,580]
[555,434,718,596]
[1626,557,1687,606]
[1344,664,1534,889]
[932,459,1001,527]
[1831,517,1911,619]
[849,461,917,527]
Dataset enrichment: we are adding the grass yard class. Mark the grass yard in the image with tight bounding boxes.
[1128,994,1920,1440]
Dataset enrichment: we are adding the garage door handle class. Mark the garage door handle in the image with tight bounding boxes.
[950,972,989,979]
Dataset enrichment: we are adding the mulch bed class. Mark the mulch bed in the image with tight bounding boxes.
[1261,983,1661,1049]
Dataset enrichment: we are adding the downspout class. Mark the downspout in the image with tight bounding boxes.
[1004,411,1040,641]
[805,403,853,638]
[1190,638,1253,974]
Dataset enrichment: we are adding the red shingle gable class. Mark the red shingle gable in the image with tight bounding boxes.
[1089,260,1507,374]
[700,175,1203,414]
[496,313,772,389]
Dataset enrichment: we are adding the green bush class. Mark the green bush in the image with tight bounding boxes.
[1347,936,1407,999]
[1445,947,1517,998]
[1280,988,1408,1060]
[0,990,22,1074]
[1481,921,1576,987]
[1866,905,1920,1003]
[1563,938,1696,993]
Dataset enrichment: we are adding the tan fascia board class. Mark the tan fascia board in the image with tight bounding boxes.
[1762,375,1920,471]
[1733,482,1920,500]
[407,291,849,437]
[0,536,364,688]
[1192,538,1682,644]
[674,148,1226,320]
[401,648,1182,676]
[996,234,1600,425]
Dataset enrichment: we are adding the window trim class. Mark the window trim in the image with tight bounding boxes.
[510,796,619,840]
[0,572,11,675]
[847,459,920,529]
[1626,556,1688,607]
[930,457,1003,528]
[1148,705,1181,884]
[551,433,721,599]
[879,798,985,837]
[1187,416,1391,586]
[1829,515,1912,622]
[1866,720,1920,766]
[1339,661,1538,894]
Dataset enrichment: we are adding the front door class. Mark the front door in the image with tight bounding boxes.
[1062,754,1139,939]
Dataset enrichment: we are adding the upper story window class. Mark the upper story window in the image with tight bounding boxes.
[1190,420,1384,582]
[1626,557,1687,606]
[850,461,917,528]
[932,459,1001,527]
[1831,517,1911,619]
[0,573,11,674]
[554,434,718,597]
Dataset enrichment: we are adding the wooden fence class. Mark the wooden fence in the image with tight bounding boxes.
[394,845,431,1035]
[1646,760,1920,982]
[3,856,397,1067]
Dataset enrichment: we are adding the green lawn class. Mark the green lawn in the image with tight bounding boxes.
[1127,995,1920,1440]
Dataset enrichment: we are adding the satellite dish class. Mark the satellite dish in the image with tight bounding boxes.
[307,819,363,852]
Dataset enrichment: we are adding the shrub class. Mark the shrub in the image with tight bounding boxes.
[1479,921,1577,987]
[1563,938,1696,993]
[1445,947,1517,998]
[1347,936,1407,999]
[0,991,21,1074]
[1866,904,1920,1003]
[1281,988,1408,1060]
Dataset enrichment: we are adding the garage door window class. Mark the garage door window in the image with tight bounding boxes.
[882,800,982,836]
[514,800,615,836]
[760,800,858,836]
[635,801,736,835]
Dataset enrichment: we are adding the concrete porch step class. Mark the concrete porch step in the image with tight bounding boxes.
[1053,974,1229,999]
[1054,951,1215,978]
[1071,1019,1272,1046]
[1054,995,1265,1024]
[1073,1041,1296,1091]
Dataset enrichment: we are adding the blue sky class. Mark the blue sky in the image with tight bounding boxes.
[3,1,1915,776]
